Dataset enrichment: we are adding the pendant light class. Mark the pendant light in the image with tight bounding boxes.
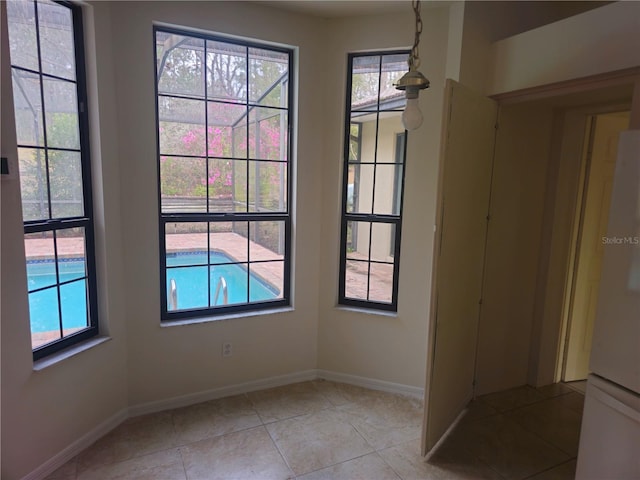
[395,0,430,130]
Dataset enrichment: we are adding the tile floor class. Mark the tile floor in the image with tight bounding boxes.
[45,380,584,480]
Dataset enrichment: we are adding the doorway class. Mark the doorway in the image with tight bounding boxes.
[562,111,630,382]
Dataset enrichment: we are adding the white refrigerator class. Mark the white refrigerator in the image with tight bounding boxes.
[575,130,640,479]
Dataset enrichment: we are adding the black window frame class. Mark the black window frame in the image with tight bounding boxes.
[154,26,293,321]
[8,0,99,360]
[338,51,409,312]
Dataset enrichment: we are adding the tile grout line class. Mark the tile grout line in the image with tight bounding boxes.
[497,411,578,463]
[520,458,577,480]
[484,389,582,415]
[263,419,296,478]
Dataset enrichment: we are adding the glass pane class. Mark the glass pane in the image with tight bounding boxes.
[57,227,86,282]
[348,164,373,214]
[210,264,248,306]
[249,261,283,300]
[207,101,247,157]
[60,279,88,333]
[12,70,44,147]
[207,158,235,212]
[43,78,80,149]
[248,161,286,212]
[344,260,368,300]
[249,108,287,161]
[38,0,76,80]
[158,97,205,156]
[348,123,361,162]
[156,33,205,98]
[166,266,208,311]
[25,231,56,290]
[351,55,380,109]
[248,48,288,108]
[210,221,248,263]
[346,221,369,261]
[29,286,61,348]
[18,147,49,221]
[49,150,83,218]
[345,164,358,214]
[207,40,247,103]
[373,164,402,216]
[344,220,356,256]
[375,113,404,163]
[249,221,285,261]
[379,54,408,111]
[368,262,394,303]
[160,156,206,213]
[166,222,208,266]
[231,114,248,160]
[6,0,38,71]
[371,223,396,262]
[351,114,376,162]
[230,160,248,212]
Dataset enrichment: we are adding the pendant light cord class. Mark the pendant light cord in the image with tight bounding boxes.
[409,0,422,70]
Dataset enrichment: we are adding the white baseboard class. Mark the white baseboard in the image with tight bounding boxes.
[316,369,424,399]
[25,369,422,479]
[128,369,318,417]
[22,408,128,480]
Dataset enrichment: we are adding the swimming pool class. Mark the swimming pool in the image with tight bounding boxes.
[166,251,279,311]
[26,259,88,333]
[25,251,279,332]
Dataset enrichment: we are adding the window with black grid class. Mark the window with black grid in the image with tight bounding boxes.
[155,27,293,319]
[339,52,409,311]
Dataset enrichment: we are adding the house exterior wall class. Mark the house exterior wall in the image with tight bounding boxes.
[354,114,405,262]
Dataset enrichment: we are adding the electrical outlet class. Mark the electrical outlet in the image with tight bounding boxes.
[222,342,232,357]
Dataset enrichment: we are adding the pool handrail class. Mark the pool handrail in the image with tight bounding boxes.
[213,276,228,306]
[169,278,178,311]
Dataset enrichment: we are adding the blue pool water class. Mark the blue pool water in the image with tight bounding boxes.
[26,251,278,332]
[166,252,278,311]
[26,259,88,333]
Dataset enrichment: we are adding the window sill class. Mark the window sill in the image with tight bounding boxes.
[161,306,295,328]
[33,336,111,371]
[335,305,398,318]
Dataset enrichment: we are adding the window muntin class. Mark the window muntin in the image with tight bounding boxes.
[339,52,409,310]
[7,0,98,359]
[155,28,292,320]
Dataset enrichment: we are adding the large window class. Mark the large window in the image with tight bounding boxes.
[155,28,292,320]
[7,0,98,359]
[339,52,409,311]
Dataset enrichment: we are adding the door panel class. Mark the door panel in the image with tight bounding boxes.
[422,80,497,454]
[564,112,629,381]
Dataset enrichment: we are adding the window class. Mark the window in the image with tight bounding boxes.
[155,28,292,320]
[339,52,409,311]
[7,0,98,359]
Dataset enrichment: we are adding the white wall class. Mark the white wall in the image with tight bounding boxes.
[106,1,325,407]
[1,3,129,479]
[488,2,640,95]
[474,102,553,394]
[317,6,450,388]
[484,1,640,388]
[5,1,638,477]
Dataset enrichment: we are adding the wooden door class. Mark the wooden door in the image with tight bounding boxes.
[422,80,497,454]
[564,111,630,381]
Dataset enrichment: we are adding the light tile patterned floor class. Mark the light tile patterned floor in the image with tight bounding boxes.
[45,381,583,480]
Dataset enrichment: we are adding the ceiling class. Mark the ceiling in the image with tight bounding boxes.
[254,0,422,18]
[253,0,609,27]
